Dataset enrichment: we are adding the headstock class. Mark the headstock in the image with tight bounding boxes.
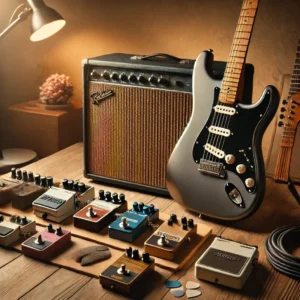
[278,94,300,131]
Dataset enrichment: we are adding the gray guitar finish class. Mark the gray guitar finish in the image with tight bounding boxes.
[166,50,279,221]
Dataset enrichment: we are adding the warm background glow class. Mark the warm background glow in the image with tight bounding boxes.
[0,0,300,158]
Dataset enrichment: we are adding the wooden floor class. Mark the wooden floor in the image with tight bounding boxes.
[1,143,300,300]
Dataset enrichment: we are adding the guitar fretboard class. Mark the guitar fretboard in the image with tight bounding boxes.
[288,39,300,97]
[219,0,259,104]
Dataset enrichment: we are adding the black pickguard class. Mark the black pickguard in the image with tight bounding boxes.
[193,87,272,193]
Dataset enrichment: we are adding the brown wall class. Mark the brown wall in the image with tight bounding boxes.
[1,0,300,157]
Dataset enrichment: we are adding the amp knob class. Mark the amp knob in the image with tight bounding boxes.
[128,73,137,83]
[90,70,100,80]
[225,154,235,164]
[138,75,147,84]
[158,76,169,86]
[101,70,110,80]
[245,178,255,188]
[148,75,158,85]
[236,164,246,174]
[119,73,128,82]
[110,72,119,81]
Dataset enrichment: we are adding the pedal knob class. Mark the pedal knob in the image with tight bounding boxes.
[236,164,246,174]
[132,249,139,260]
[142,252,150,263]
[16,169,22,180]
[34,235,45,245]
[138,202,144,211]
[46,176,53,187]
[121,217,128,228]
[225,154,235,165]
[22,170,28,182]
[56,226,63,236]
[188,219,194,228]
[78,183,86,193]
[42,212,48,220]
[181,217,187,224]
[62,179,68,189]
[40,176,47,187]
[99,190,105,200]
[117,264,130,275]
[182,223,188,230]
[28,171,34,182]
[125,247,132,257]
[168,219,173,226]
[149,204,155,214]
[34,174,41,185]
[68,180,74,190]
[170,214,177,223]
[245,178,255,188]
[47,224,55,233]
[20,216,28,225]
[143,206,149,214]
[0,215,3,222]
[105,191,112,201]
[16,215,21,223]
[73,181,79,191]
[11,168,17,179]
[132,202,139,211]
[158,234,168,246]
[86,207,97,218]
[119,193,126,203]
[112,193,119,204]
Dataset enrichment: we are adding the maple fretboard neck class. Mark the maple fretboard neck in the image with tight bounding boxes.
[288,39,300,97]
[219,0,259,104]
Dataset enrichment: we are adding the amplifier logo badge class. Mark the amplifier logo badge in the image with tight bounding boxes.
[91,90,115,105]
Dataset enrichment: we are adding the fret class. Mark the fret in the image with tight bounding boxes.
[222,81,239,87]
[223,78,240,83]
[243,0,259,9]
[224,73,240,79]
[222,84,239,90]
[229,53,246,59]
[220,91,237,97]
[226,62,244,69]
[225,70,242,76]
[240,9,257,17]
[228,57,244,63]
[232,40,250,46]
[231,45,248,52]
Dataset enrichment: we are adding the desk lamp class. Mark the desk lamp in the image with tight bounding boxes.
[0,0,66,172]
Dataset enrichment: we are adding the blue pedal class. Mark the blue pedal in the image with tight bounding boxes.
[108,202,159,243]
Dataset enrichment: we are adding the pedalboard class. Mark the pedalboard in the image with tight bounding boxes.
[73,190,127,232]
[144,214,197,260]
[32,179,95,223]
[100,247,155,295]
[195,237,258,289]
[0,214,36,246]
[22,224,71,260]
[108,202,159,242]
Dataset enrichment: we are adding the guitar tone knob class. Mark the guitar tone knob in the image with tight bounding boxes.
[236,164,246,174]
[225,154,235,164]
[245,178,255,188]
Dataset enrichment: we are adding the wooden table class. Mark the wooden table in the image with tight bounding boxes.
[0,143,299,300]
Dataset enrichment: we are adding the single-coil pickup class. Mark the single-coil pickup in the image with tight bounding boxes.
[208,126,231,137]
[204,144,225,159]
[214,105,236,115]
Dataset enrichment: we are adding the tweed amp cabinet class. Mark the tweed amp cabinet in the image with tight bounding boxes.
[83,53,254,195]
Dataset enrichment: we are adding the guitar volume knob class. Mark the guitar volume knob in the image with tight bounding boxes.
[225,154,235,164]
[245,178,255,188]
[236,164,246,174]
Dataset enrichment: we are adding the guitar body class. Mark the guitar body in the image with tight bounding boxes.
[166,51,279,220]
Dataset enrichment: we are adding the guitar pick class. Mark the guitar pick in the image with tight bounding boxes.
[186,289,202,299]
[186,280,200,289]
[170,288,185,298]
[165,280,182,288]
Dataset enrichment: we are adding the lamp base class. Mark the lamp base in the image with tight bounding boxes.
[0,148,38,174]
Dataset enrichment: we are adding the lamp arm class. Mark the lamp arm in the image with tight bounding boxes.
[0,8,32,40]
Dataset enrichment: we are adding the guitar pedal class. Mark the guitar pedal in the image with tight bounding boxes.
[0,214,36,246]
[144,214,197,260]
[22,224,71,260]
[108,203,159,242]
[73,190,128,232]
[100,247,155,295]
[32,179,95,223]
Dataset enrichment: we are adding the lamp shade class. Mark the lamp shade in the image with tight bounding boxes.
[27,0,66,42]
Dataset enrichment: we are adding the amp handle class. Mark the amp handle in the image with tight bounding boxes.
[131,53,192,64]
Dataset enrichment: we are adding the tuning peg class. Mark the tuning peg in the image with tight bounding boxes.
[287,115,294,120]
[278,121,284,127]
[290,110,295,115]
[282,99,288,105]
[279,114,285,119]
[280,107,286,112]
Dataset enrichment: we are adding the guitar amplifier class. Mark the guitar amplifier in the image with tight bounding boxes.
[82,53,254,195]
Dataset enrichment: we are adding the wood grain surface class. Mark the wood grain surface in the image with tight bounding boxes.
[0,143,299,299]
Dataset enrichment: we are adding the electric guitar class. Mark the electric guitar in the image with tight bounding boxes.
[166,0,279,221]
[274,39,300,183]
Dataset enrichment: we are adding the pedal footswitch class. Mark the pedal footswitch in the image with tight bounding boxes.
[22,224,71,260]
[144,214,197,260]
[194,237,258,289]
[100,247,155,295]
[73,190,128,232]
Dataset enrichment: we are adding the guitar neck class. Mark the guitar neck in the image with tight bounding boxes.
[288,39,300,97]
[274,145,294,182]
[219,0,259,104]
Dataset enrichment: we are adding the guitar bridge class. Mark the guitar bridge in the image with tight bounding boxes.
[199,159,226,178]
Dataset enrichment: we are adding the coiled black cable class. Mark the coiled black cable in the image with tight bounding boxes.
[265,225,300,279]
